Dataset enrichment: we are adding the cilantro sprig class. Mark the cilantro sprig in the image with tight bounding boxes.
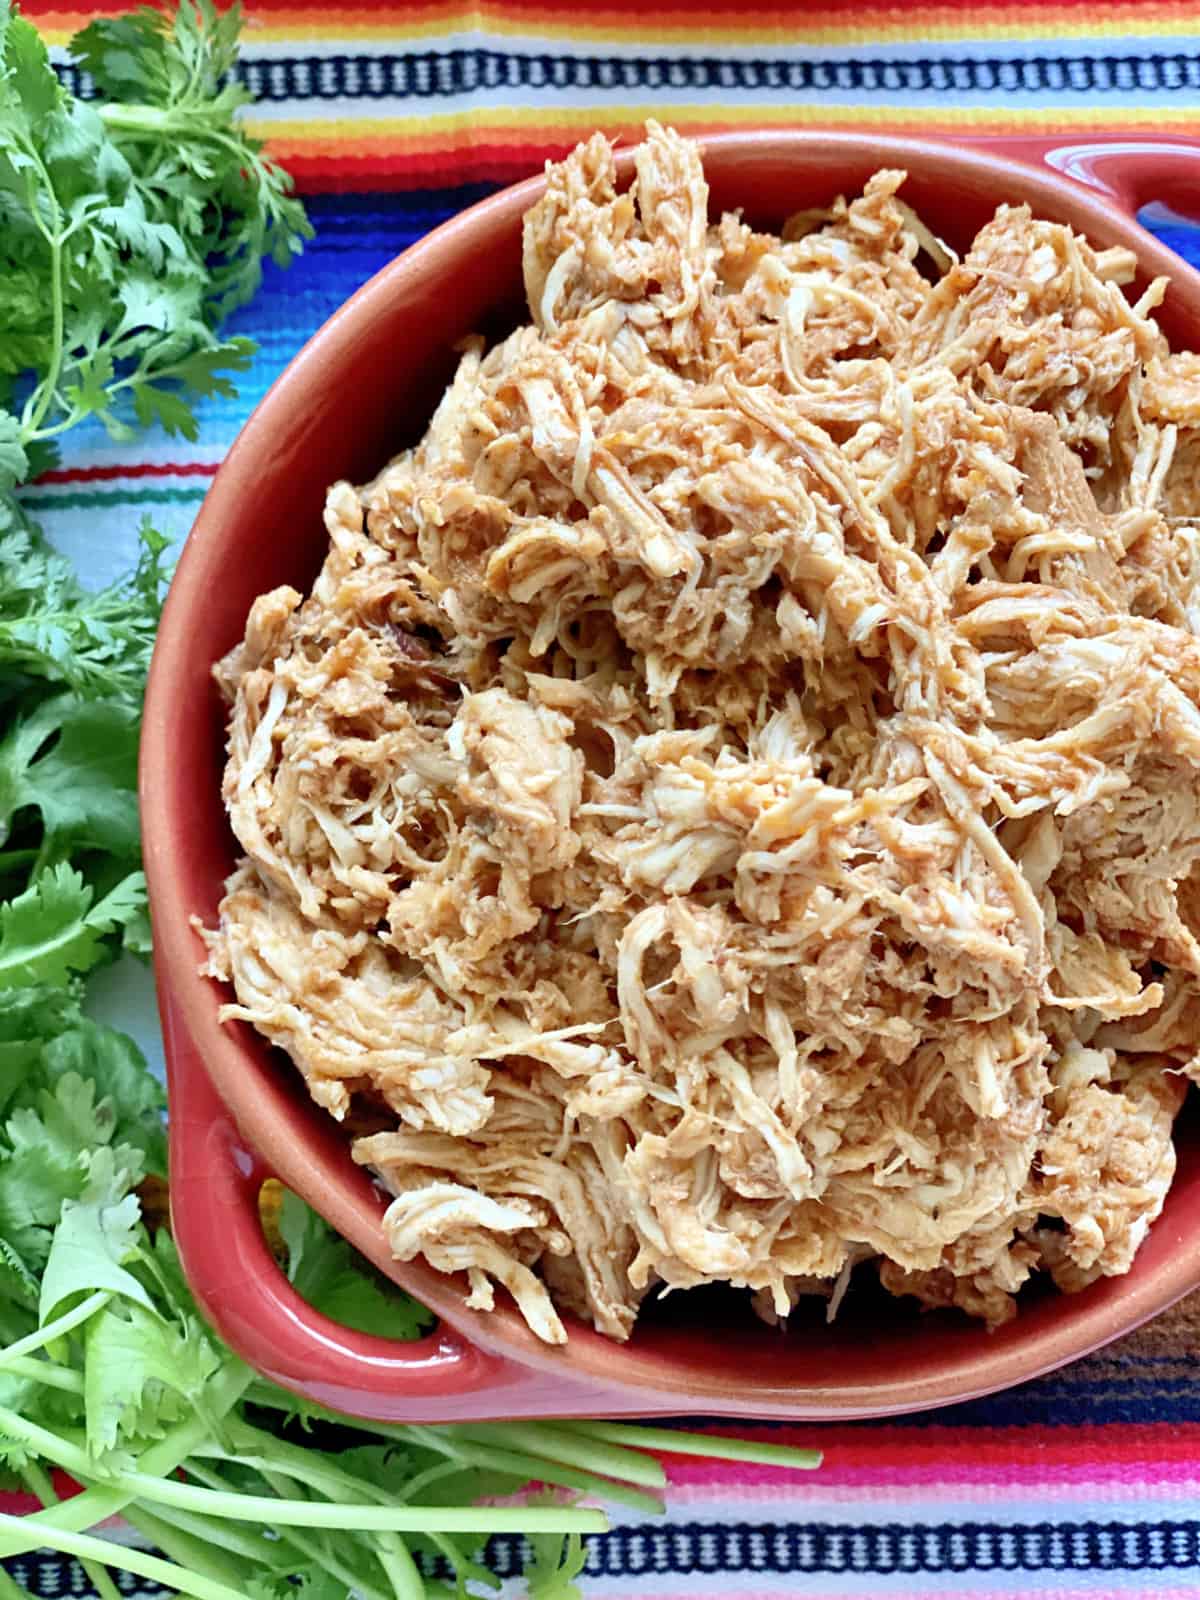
[0,0,311,493]
[0,0,296,987]
[0,514,169,979]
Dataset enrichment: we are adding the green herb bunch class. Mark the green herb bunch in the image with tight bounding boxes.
[0,0,310,989]
[0,0,311,495]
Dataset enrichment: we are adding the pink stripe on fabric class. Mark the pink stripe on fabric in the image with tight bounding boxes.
[663,1461,1200,1489]
[666,1475,1200,1500]
[577,1591,1200,1600]
[663,1448,1200,1488]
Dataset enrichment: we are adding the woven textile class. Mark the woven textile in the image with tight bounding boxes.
[12,2,1200,1595]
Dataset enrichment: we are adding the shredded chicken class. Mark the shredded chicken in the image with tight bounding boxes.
[206,123,1200,1344]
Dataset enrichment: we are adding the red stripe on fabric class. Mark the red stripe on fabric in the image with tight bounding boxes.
[36,461,219,485]
[280,126,1200,194]
[285,144,618,192]
[653,1421,1200,1480]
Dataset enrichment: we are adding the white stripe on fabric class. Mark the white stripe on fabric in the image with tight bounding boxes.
[188,34,1200,65]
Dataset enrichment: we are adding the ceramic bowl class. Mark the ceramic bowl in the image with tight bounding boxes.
[142,129,1200,1423]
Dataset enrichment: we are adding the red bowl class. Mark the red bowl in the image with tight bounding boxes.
[142,129,1200,1424]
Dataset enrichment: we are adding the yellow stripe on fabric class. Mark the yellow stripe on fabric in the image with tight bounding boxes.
[236,19,1200,46]
[250,102,1200,148]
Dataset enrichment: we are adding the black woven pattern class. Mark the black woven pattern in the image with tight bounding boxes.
[13,1519,1200,1594]
[478,1518,1200,1578]
[53,47,1200,104]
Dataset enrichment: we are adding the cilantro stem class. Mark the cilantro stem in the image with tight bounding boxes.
[390,1459,469,1502]
[113,1473,609,1536]
[16,143,66,442]
[120,1505,257,1592]
[18,1464,124,1600]
[0,1514,248,1600]
[0,1403,92,1480]
[401,1435,665,1517]
[254,1466,395,1600]
[0,1354,82,1394]
[126,1498,293,1575]
[377,1536,428,1600]
[557,1421,824,1469]
[188,1456,425,1600]
[244,1389,670,1509]
[0,1361,255,1545]
[0,1401,605,1541]
[424,1533,492,1597]
[268,1526,392,1600]
[21,410,90,445]
[196,1440,395,1510]
[0,1291,110,1370]
[448,1422,668,1490]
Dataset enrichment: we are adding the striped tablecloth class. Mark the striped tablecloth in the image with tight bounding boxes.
[17,2,1200,1596]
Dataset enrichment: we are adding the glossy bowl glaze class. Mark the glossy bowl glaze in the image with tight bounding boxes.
[143,130,1200,1423]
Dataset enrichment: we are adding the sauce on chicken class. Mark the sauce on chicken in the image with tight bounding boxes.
[206,123,1200,1345]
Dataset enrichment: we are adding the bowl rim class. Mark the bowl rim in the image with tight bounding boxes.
[142,126,1200,1419]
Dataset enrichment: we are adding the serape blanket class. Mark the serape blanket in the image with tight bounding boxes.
[11,1,1200,1595]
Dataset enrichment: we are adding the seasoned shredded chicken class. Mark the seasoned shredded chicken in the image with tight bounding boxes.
[206,123,1200,1344]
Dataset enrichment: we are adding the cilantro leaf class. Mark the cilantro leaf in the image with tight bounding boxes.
[278,1188,435,1341]
[0,412,26,490]
[0,1104,82,1276]
[85,1299,223,1457]
[0,982,165,1165]
[0,862,146,988]
[0,982,83,1115]
[0,511,163,926]
[0,518,169,706]
[39,1150,154,1326]
[0,691,140,860]
[2,11,60,127]
[525,1527,590,1600]
[41,1014,166,1175]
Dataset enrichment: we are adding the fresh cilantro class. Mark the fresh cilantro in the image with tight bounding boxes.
[525,1525,590,1600]
[0,693,140,859]
[279,1188,435,1342]
[0,513,167,982]
[0,862,147,988]
[84,1298,222,1456]
[38,1166,153,1327]
[0,0,273,999]
[0,985,161,1315]
[0,520,169,708]
[0,0,310,482]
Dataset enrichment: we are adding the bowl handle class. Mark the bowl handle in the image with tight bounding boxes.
[961,133,1200,221]
[163,1000,605,1422]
